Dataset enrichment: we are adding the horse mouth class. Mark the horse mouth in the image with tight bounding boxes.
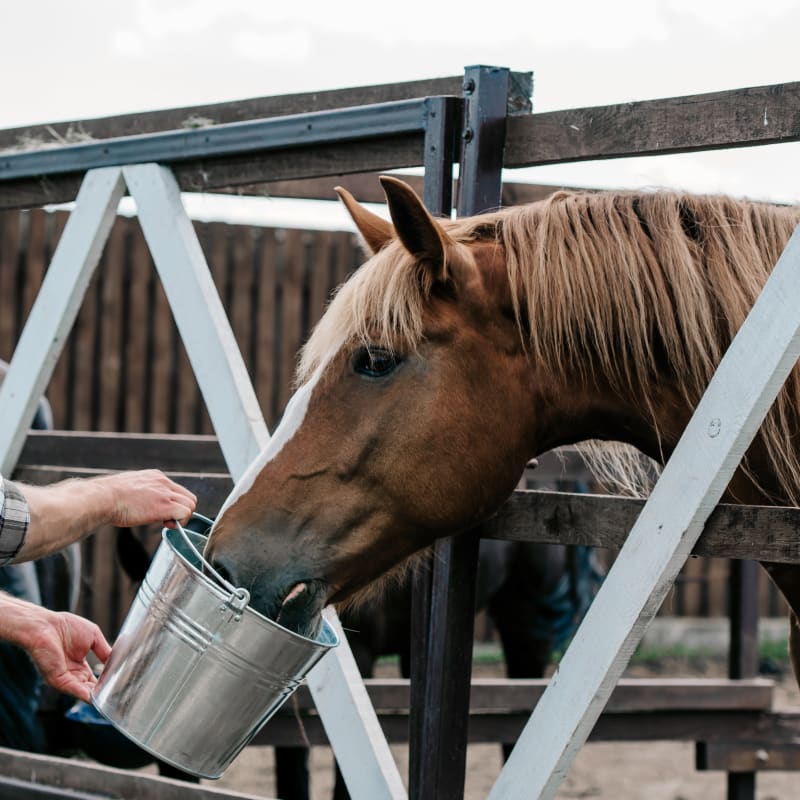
[274,579,327,639]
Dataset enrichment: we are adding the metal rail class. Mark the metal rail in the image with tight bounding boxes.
[0,98,451,181]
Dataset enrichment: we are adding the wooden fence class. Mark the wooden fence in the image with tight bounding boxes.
[0,207,361,432]
[0,205,784,630]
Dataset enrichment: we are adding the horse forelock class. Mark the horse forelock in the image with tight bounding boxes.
[297,240,435,384]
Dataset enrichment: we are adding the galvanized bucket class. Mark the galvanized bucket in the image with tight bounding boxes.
[91,514,338,778]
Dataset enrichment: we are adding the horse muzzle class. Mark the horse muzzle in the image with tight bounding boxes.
[207,548,328,639]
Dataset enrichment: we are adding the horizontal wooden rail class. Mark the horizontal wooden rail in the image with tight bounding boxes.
[291,677,774,714]
[5,76,800,210]
[237,173,570,206]
[0,71,532,212]
[14,431,800,563]
[16,430,593,480]
[0,748,262,800]
[697,741,800,772]
[0,73,532,153]
[504,80,800,167]
[483,490,800,564]
[252,677,786,748]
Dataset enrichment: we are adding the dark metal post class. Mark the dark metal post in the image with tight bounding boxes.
[409,65,509,800]
[409,95,460,799]
[727,558,760,800]
[457,65,510,216]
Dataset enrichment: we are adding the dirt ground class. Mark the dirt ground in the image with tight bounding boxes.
[203,655,800,800]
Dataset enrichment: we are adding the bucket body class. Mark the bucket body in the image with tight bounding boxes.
[92,522,337,778]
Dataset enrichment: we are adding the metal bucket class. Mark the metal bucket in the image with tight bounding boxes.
[91,514,338,778]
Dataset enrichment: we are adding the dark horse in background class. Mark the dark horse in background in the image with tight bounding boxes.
[316,532,601,800]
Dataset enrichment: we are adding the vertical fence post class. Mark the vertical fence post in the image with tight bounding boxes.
[726,559,761,800]
[409,66,509,800]
[409,94,460,800]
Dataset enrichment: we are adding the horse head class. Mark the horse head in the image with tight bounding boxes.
[205,177,548,637]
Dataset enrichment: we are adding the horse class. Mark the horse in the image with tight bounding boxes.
[203,177,800,689]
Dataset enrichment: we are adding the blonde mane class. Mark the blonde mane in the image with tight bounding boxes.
[299,190,800,505]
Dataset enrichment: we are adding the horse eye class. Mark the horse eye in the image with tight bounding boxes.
[352,346,400,378]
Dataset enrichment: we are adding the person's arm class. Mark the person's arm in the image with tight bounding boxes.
[0,591,111,702]
[13,470,197,563]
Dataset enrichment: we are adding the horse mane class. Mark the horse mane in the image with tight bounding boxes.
[299,189,800,505]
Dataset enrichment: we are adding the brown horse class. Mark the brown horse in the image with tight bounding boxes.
[205,177,800,680]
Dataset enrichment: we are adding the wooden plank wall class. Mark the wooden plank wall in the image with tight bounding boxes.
[0,207,783,631]
[0,208,360,432]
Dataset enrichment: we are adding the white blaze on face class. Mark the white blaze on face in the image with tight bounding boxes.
[212,361,328,529]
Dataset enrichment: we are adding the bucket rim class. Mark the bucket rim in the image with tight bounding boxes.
[161,524,339,649]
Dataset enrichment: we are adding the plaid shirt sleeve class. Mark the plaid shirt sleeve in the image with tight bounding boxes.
[0,476,29,565]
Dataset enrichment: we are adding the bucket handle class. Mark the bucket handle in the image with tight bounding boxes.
[173,516,251,613]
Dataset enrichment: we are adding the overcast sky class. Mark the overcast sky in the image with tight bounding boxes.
[3,0,800,227]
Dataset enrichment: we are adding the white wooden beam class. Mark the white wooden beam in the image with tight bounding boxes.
[307,611,408,799]
[123,164,268,478]
[0,167,125,475]
[489,224,800,800]
[125,164,406,800]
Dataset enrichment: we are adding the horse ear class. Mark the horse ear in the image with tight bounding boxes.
[379,176,454,272]
[335,186,394,255]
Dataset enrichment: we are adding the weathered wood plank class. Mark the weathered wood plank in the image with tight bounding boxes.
[283,677,775,715]
[8,79,800,210]
[248,677,787,749]
[0,74,533,154]
[0,137,425,211]
[253,709,800,748]
[18,429,225,470]
[697,741,800,771]
[15,432,800,563]
[484,490,800,564]
[0,747,264,800]
[237,174,567,206]
[505,80,800,168]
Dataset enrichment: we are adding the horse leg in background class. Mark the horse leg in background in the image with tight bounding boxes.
[489,543,566,679]
[329,583,411,800]
[489,542,603,761]
[760,562,800,683]
[274,747,311,800]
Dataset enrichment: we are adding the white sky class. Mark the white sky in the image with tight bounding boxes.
[3,0,800,228]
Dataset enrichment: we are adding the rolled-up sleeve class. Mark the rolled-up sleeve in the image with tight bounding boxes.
[0,476,29,564]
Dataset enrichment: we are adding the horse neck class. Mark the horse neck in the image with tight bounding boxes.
[542,370,792,506]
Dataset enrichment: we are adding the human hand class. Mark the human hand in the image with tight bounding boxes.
[26,610,112,702]
[101,470,197,528]
[0,595,111,703]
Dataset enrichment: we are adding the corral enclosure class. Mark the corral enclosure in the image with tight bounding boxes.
[0,203,784,634]
[4,65,800,800]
